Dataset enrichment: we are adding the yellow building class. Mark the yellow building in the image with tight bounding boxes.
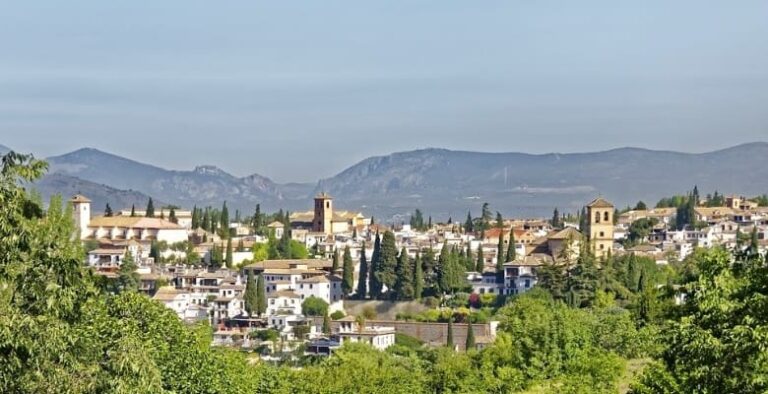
[586,197,614,258]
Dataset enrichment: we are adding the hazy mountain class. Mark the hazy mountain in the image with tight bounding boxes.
[316,142,768,219]
[0,144,10,155]
[6,143,768,220]
[46,148,309,212]
[32,173,163,213]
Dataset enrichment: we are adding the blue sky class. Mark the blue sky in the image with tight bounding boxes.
[1,1,767,182]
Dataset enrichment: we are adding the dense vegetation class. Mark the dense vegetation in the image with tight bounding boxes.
[1,152,766,393]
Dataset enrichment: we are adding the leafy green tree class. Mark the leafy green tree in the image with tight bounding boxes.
[446,315,454,349]
[394,247,414,300]
[635,201,647,210]
[244,271,258,317]
[301,296,329,316]
[357,242,368,299]
[146,197,155,217]
[342,245,354,297]
[105,203,113,217]
[168,207,177,223]
[256,273,267,317]
[149,239,161,264]
[118,250,140,292]
[538,260,567,301]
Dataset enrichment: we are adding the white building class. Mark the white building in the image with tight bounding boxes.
[70,195,188,244]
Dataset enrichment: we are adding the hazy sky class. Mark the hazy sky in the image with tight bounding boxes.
[2,1,767,182]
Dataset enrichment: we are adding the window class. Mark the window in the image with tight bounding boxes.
[524,280,530,288]
[604,212,610,222]
[595,212,600,223]
[326,202,330,208]
[599,231,604,237]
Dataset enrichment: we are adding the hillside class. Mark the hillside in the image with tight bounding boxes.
[31,173,164,212]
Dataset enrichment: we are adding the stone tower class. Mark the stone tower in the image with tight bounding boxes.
[586,197,614,258]
[70,194,91,240]
[313,193,333,234]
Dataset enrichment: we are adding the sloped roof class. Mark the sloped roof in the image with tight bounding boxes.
[70,194,92,203]
[548,227,583,240]
[587,197,614,208]
[88,216,184,230]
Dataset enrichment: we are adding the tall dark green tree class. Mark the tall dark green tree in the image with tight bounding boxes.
[256,274,267,317]
[394,247,414,300]
[225,237,233,268]
[130,204,136,217]
[146,198,155,217]
[505,228,516,262]
[496,229,505,273]
[446,315,454,349]
[464,211,474,233]
[551,208,560,228]
[369,232,383,298]
[465,320,476,350]
[244,271,258,316]
[149,240,161,264]
[168,207,177,224]
[413,251,423,300]
[356,242,369,299]
[475,244,484,273]
[322,312,331,335]
[538,260,566,301]
[332,247,340,272]
[104,203,113,217]
[220,202,229,238]
[342,245,354,297]
[375,231,398,298]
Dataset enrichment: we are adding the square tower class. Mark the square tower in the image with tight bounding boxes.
[586,197,614,258]
[313,193,333,234]
[69,194,91,240]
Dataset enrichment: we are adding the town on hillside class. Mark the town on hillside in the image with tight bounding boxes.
[73,189,768,358]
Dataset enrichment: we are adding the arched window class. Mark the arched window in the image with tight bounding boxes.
[603,212,610,222]
[594,212,601,223]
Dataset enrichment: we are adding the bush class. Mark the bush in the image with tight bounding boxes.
[330,310,345,320]
[422,296,440,308]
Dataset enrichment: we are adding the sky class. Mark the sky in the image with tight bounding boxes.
[1,1,767,182]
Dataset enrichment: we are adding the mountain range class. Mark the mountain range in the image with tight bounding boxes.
[2,142,766,220]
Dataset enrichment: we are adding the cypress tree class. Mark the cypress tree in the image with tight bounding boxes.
[466,245,474,272]
[446,315,454,349]
[552,208,560,228]
[225,237,233,268]
[496,229,505,272]
[169,207,177,224]
[376,231,398,297]
[244,272,258,316]
[413,251,423,300]
[356,241,369,299]
[369,232,383,298]
[220,202,229,238]
[104,203,113,217]
[394,247,414,300]
[464,211,474,233]
[332,247,340,272]
[465,319,476,350]
[505,228,516,262]
[117,251,140,293]
[150,240,161,264]
[191,205,198,228]
[437,242,451,293]
[145,198,155,217]
[749,226,759,257]
[256,274,267,317]
[130,204,136,217]
[342,245,354,297]
[475,244,484,273]
[322,312,331,335]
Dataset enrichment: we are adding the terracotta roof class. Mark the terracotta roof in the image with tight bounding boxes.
[88,216,184,230]
[243,259,332,270]
[69,194,92,203]
[297,276,330,284]
[268,290,301,299]
[548,227,582,240]
[587,197,614,208]
[153,286,184,302]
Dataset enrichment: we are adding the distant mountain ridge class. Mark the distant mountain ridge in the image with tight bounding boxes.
[2,142,766,219]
